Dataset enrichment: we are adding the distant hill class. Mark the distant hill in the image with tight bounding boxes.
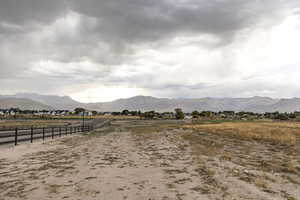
[0,98,53,110]
[1,93,300,113]
[88,96,287,113]
[267,98,300,113]
[1,93,83,110]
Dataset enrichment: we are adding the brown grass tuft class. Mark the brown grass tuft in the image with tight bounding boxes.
[184,122,300,144]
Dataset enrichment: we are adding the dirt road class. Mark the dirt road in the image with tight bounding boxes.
[0,120,299,200]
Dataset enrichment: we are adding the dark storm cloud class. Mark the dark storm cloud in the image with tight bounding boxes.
[0,0,296,65]
[36,0,300,68]
[0,0,300,99]
[1,0,298,47]
[0,0,67,25]
[68,0,294,45]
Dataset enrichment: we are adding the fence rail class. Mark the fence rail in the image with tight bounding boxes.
[0,119,93,132]
[0,119,110,146]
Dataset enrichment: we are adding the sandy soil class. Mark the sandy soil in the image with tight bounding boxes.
[0,120,299,200]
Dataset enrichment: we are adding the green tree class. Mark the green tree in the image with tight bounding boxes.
[175,108,185,120]
[275,113,289,120]
[143,111,156,119]
[289,113,297,119]
[191,110,199,119]
[74,107,85,114]
[121,109,130,116]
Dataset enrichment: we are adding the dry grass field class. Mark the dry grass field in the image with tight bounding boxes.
[0,120,80,130]
[184,121,300,144]
[181,121,300,200]
[94,115,140,120]
[0,120,299,200]
[57,115,140,120]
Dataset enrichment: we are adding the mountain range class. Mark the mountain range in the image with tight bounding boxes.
[1,93,300,113]
[0,97,53,110]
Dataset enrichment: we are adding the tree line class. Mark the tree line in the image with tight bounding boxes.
[2,107,300,121]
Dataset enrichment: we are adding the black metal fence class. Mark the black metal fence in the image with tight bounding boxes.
[0,119,109,146]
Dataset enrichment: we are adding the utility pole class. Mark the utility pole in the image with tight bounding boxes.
[82,111,85,132]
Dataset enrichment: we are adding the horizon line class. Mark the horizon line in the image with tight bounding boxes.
[1,93,300,104]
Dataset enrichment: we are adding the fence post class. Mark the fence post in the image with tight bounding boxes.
[52,127,54,139]
[59,127,61,137]
[42,128,45,140]
[30,127,33,143]
[14,128,18,146]
[70,127,72,134]
[65,126,68,135]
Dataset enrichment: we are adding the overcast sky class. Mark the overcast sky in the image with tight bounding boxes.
[1,0,300,102]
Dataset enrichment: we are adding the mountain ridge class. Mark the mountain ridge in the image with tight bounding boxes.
[1,93,85,110]
[1,93,300,112]
[0,98,53,110]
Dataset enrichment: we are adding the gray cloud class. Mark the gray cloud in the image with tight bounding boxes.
[69,0,292,44]
[1,0,295,65]
[0,0,66,25]
[0,0,300,100]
